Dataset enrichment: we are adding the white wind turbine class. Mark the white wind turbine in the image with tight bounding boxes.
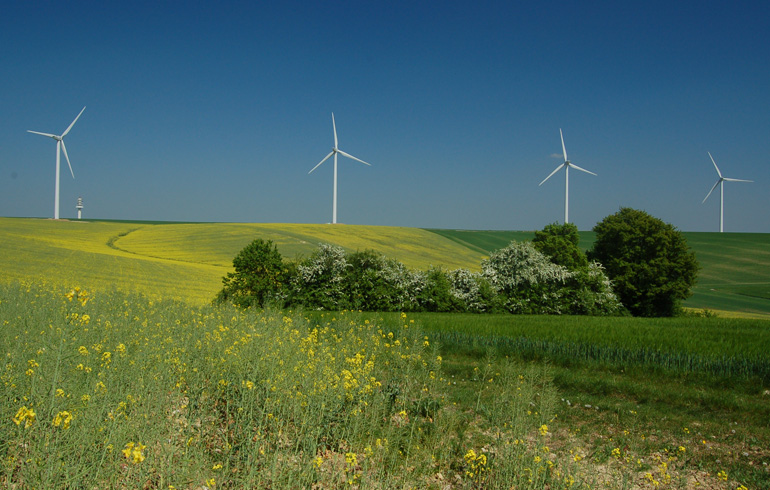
[702,152,752,233]
[539,128,596,224]
[28,107,86,219]
[308,113,371,224]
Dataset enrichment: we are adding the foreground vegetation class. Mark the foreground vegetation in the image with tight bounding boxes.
[2,283,767,488]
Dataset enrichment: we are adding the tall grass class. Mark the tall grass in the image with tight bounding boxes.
[1,283,592,489]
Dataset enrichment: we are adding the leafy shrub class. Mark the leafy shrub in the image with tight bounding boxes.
[291,243,350,310]
[561,262,624,315]
[344,250,423,311]
[217,239,289,308]
[447,269,501,313]
[532,222,588,270]
[589,207,699,317]
[481,241,573,313]
[416,267,465,313]
[480,241,622,315]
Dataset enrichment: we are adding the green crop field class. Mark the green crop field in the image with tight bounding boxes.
[427,228,770,317]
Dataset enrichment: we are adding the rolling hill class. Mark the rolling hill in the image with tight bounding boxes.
[2,218,768,316]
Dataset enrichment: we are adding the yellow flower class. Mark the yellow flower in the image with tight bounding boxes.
[13,406,36,428]
[345,452,358,467]
[78,346,89,356]
[122,442,146,463]
[95,381,106,394]
[717,470,728,481]
[53,411,73,429]
[539,424,549,436]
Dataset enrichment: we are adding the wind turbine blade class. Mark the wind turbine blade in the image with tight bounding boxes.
[309,151,334,174]
[560,128,568,162]
[332,113,338,149]
[337,150,371,166]
[539,164,565,186]
[60,140,75,179]
[27,130,58,139]
[702,180,720,203]
[570,163,597,176]
[62,106,86,137]
[723,178,753,183]
[707,152,722,178]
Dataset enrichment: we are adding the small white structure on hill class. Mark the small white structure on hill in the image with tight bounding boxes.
[76,197,83,220]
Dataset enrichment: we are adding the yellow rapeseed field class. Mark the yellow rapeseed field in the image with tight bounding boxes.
[0,218,485,305]
[113,222,485,270]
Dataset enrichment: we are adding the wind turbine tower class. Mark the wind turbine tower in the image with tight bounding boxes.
[309,113,372,224]
[27,107,86,219]
[76,197,83,220]
[539,129,597,224]
[702,152,753,232]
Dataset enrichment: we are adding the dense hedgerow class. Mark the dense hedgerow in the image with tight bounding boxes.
[217,238,623,315]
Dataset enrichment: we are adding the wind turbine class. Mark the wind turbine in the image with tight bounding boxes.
[702,152,752,233]
[308,113,371,224]
[28,107,86,219]
[539,128,597,224]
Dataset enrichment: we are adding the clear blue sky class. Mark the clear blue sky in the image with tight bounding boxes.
[2,1,768,232]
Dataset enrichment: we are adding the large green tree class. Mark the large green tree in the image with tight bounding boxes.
[588,208,699,317]
[217,239,289,308]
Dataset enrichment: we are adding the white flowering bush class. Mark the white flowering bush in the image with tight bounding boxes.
[344,250,424,311]
[446,269,498,313]
[292,243,350,309]
[480,241,622,314]
[561,261,624,315]
[480,241,570,313]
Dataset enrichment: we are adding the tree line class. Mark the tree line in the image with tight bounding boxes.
[216,208,699,317]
